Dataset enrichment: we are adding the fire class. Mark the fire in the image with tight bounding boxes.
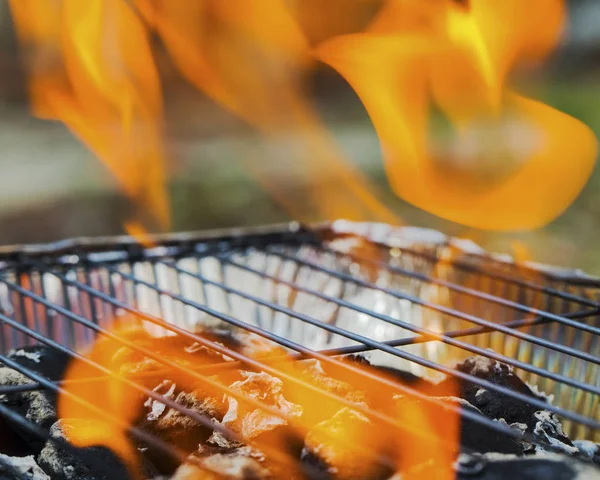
[9,0,170,237]
[131,0,397,224]
[57,318,461,477]
[8,0,599,477]
[316,0,598,230]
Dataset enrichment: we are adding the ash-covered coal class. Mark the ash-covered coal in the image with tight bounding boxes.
[139,379,226,473]
[37,419,130,480]
[433,356,579,455]
[0,346,70,454]
[169,445,271,480]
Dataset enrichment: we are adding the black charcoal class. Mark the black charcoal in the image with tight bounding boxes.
[139,381,225,473]
[434,356,547,428]
[393,395,523,455]
[0,367,57,453]
[7,346,70,381]
[37,419,130,480]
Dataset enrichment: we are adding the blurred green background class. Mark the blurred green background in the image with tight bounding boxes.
[0,1,599,273]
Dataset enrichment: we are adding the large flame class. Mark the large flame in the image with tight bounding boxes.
[130,0,398,224]
[58,322,460,477]
[9,0,170,235]
[317,0,598,230]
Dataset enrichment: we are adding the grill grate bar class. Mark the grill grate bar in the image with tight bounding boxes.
[346,235,600,307]
[317,307,600,357]
[0,287,588,463]
[269,248,600,362]
[0,223,598,474]
[319,244,600,324]
[2,303,595,397]
[97,262,599,430]
[6,263,590,442]
[0,284,493,468]
[213,255,600,395]
[0,274,497,444]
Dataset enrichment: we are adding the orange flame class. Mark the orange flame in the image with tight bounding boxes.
[316,0,598,230]
[57,317,461,477]
[131,0,398,224]
[9,0,169,237]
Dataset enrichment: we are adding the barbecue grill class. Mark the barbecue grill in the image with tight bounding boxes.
[0,220,598,479]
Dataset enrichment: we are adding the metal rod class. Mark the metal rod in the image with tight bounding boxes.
[319,244,600,326]
[213,255,600,394]
[269,249,600,362]
[98,265,599,430]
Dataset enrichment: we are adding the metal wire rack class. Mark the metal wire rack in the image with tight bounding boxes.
[0,221,598,476]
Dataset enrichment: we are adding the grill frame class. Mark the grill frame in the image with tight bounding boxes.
[0,221,598,476]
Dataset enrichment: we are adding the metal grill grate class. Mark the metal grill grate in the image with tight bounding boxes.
[0,221,599,476]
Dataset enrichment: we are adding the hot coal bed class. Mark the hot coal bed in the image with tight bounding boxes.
[0,222,598,479]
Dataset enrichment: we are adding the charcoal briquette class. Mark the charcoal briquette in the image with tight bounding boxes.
[37,419,131,480]
[0,367,57,452]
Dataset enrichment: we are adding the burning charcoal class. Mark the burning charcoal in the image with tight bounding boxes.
[293,359,369,425]
[139,381,225,473]
[111,332,234,378]
[37,419,130,480]
[455,452,600,480]
[301,408,393,480]
[0,454,50,480]
[344,355,428,388]
[215,372,302,441]
[170,446,271,480]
